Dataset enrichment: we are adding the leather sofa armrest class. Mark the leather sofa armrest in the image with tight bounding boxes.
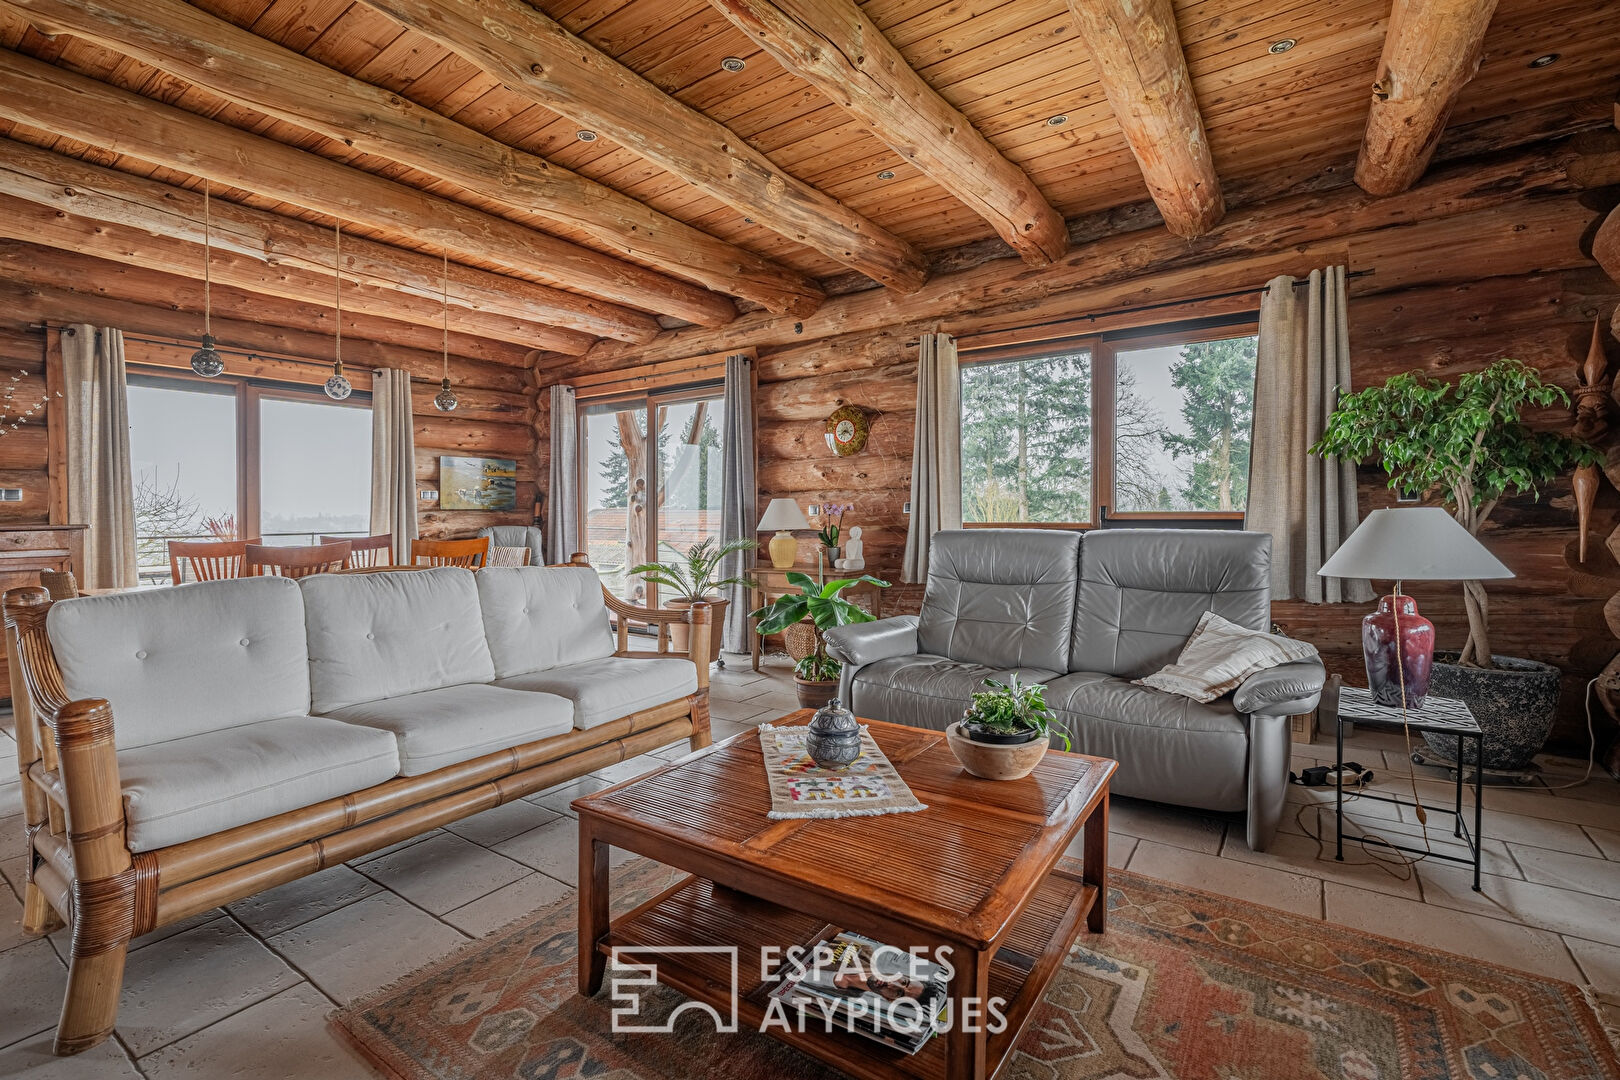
[823,616,920,667]
[1233,657,1327,717]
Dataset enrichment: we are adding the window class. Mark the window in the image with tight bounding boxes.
[960,321,1257,526]
[127,371,372,583]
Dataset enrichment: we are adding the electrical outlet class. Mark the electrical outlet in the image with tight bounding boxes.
[0,489,21,502]
[902,501,911,514]
[420,489,438,501]
[1395,491,1420,504]
[807,503,822,517]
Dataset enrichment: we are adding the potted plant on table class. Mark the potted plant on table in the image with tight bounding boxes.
[946,674,1072,781]
[1312,359,1598,770]
[631,537,756,660]
[752,572,889,708]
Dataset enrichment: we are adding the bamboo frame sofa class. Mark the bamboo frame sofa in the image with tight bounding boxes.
[3,558,712,1055]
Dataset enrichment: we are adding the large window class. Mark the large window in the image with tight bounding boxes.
[960,322,1257,526]
[128,372,371,583]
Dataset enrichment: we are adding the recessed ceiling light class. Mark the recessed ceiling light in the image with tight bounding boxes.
[1528,53,1560,68]
[1046,114,1068,126]
[1269,38,1297,54]
[576,130,597,142]
[720,56,746,72]
[876,170,896,180]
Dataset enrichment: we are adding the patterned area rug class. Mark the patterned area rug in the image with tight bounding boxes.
[332,859,1620,1079]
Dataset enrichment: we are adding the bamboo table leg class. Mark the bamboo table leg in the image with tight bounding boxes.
[578,817,610,995]
[1083,793,1109,933]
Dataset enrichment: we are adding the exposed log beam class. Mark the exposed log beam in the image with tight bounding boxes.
[1064,0,1223,237]
[0,47,735,328]
[1355,0,1501,196]
[0,194,599,355]
[0,137,647,349]
[0,239,533,368]
[708,0,1067,267]
[356,0,927,293]
[1,0,825,316]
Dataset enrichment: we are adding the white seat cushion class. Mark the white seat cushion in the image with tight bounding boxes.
[301,567,496,713]
[117,715,400,852]
[475,566,615,678]
[495,657,697,731]
[323,683,573,775]
[48,577,311,750]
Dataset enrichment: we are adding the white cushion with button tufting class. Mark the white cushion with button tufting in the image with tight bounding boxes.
[475,566,615,678]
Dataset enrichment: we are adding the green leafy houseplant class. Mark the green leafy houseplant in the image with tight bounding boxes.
[962,674,1071,750]
[631,537,756,602]
[1311,359,1597,668]
[752,572,889,683]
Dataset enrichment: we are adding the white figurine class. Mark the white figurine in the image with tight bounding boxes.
[835,526,865,571]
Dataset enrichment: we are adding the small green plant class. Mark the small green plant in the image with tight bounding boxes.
[962,674,1071,750]
[1312,359,1598,668]
[631,537,757,602]
[752,572,889,683]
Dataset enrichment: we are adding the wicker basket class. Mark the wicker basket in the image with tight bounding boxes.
[781,619,820,662]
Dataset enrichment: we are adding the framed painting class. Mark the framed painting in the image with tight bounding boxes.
[439,456,518,511]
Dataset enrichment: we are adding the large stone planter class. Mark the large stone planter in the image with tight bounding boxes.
[1421,653,1561,771]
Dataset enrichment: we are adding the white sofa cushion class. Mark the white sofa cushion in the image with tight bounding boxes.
[475,566,615,678]
[48,577,312,750]
[117,715,400,852]
[495,657,696,730]
[323,683,573,775]
[301,568,496,713]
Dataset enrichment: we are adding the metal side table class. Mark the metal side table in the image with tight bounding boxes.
[1328,680,1484,891]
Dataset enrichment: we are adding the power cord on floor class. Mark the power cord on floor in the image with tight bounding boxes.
[1542,677,1601,792]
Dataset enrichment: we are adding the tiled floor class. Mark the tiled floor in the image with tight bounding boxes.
[3,657,1619,1075]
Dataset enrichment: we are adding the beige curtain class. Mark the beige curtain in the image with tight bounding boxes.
[1246,268,1374,603]
[369,369,418,564]
[547,384,578,563]
[62,325,138,590]
[902,332,961,584]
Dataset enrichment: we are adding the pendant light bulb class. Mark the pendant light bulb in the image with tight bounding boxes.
[433,252,458,412]
[191,180,226,377]
[324,221,352,401]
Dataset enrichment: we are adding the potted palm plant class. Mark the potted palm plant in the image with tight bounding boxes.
[1312,359,1598,770]
[752,572,889,708]
[631,537,756,659]
[946,675,1072,780]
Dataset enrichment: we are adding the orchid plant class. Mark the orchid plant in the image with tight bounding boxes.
[814,502,851,552]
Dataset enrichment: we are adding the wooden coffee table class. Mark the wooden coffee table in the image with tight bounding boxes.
[574,710,1115,1080]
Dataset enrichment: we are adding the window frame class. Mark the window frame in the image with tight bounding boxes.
[127,366,373,547]
[958,314,1258,530]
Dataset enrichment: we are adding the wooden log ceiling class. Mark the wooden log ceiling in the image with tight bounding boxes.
[0,0,1610,362]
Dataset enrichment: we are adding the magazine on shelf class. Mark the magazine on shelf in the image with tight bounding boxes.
[769,931,949,1055]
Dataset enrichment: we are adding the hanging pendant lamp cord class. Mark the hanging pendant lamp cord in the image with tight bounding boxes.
[202,179,212,337]
[442,252,449,380]
[334,222,342,367]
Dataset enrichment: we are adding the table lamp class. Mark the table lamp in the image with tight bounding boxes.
[757,498,809,569]
[1317,506,1512,709]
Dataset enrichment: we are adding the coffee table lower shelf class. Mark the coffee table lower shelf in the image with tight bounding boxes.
[598,866,1099,1080]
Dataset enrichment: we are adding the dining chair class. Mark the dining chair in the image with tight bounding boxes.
[168,539,258,585]
[410,536,491,568]
[244,541,352,579]
[322,533,393,567]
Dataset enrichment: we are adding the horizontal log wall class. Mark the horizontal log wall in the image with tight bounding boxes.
[0,321,49,524]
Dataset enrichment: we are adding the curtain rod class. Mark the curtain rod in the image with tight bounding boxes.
[903,268,1371,346]
[30,324,412,377]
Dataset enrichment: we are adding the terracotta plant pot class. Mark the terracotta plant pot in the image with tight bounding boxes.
[945,722,1049,781]
[793,676,839,710]
[663,596,729,660]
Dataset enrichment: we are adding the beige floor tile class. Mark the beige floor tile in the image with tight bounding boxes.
[442,872,573,938]
[0,784,20,820]
[1107,798,1226,854]
[1064,830,1136,869]
[114,917,300,1057]
[708,666,769,687]
[1127,839,1322,918]
[1544,776,1620,805]
[139,982,380,1079]
[1222,830,1423,900]
[1323,882,1583,984]
[350,832,437,866]
[1286,785,1405,822]
[1305,808,1522,880]
[1419,862,1620,949]
[1507,844,1620,899]
[708,698,773,724]
[742,691,801,717]
[0,1033,141,1077]
[492,817,636,887]
[268,892,467,1006]
[0,884,27,954]
[589,756,666,786]
[1405,804,1604,856]
[0,939,65,1050]
[1565,937,1620,995]
[357,833,529,916]
[229,865,382,938]
[524,775,613,817]
[444,799,562,848]
[1584,826,1620,860]
[709,680,776,703]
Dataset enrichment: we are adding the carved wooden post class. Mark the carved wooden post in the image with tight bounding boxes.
[3,587,63,936]
[687,601,713,752]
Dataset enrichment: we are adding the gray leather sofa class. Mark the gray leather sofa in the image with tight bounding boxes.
[824,529,1325,851]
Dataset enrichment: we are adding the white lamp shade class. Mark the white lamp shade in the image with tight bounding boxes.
[756,498,810,532]
[1317,506,1513,582]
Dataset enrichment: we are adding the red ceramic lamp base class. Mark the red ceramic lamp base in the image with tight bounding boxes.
[1362,592,1435,709]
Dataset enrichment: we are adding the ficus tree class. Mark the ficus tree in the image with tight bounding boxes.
[1312,359,1598,668]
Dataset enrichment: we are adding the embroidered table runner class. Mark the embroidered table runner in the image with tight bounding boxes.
[758,723,927,820]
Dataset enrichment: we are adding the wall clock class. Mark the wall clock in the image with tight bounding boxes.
[824,404,873,456]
